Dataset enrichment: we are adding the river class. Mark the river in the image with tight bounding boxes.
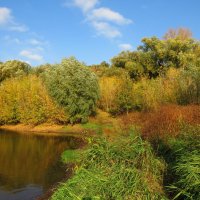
[0,129,82,200]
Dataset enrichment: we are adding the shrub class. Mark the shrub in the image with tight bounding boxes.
[0,60,31,83]
[119,105,200,139]
[132,78,167,111]
[44,57,100,123]
[0,76,67,125]
[114,75,134,114]
[175,66,200,105]
[51,131,167,200]
[99,75,134,115]
[0,79,20,124]
[131,68,188,111]
[98,76,120,112]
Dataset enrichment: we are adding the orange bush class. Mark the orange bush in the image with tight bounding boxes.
[120,105,200,139]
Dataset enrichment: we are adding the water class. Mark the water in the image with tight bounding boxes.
[0,129,82,200]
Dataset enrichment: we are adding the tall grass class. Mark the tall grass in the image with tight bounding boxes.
[155,125,200,200]
[51,130,167,200]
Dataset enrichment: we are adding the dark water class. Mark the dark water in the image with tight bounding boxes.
[0,129,82,200]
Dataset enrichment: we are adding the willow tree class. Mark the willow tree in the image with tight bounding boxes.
[44,57,100,123]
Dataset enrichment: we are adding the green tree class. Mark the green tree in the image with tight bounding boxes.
[44,57,100,123]
[111,29,200,79]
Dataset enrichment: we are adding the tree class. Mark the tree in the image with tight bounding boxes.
[111,30,200,79]
[0,60,31,82]
[114,75,134,114]
[111,51,146,79]
[163,28,192,40]
[44,57,100,123]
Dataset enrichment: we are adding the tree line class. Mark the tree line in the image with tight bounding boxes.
[0,28,199,125]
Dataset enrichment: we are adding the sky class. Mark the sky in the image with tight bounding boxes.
[0,0,200,66]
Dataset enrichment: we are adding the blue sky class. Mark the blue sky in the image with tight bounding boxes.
[0,0,200,66]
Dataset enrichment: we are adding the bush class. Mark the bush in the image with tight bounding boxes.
[99,75,134,115]
[98,76,120,112]
[44,57,100,123]
[0,76,67,125]
[0,79,20,124]
[114,75,134,114]
[132,78,168,111]
[175,66,200,105]
[51,131,167,200]
[0,60,30,83]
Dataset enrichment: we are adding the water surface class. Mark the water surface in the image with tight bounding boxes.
[0,129,82,200]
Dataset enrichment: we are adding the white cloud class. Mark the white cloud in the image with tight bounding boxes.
[0,7,12,25]
[65,2,133,39]
[72,0,99,12]
[9,24,28,32]
[92,21,121,38]
[87,7,132,38]
[0,7,28,32]
[20,50,43,62]
[119,43,133,51]
[4,35,22,44]
[35,46,44,51]
[28,39,43,45]
[88,7,132,25]
[3,36,47,49]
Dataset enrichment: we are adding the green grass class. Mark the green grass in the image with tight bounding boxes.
[61,150,81,163]
[156,124,200,200]
[51,130,167,200]
[81,122,114,135]
[53,124,200,200]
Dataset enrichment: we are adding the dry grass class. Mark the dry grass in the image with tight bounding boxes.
[120,105,200,139]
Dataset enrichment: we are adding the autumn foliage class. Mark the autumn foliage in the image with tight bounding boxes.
[120,105,200,139]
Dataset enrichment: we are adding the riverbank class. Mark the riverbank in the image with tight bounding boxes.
[50,123,200,200]
[36,163,75,200]
[0,124,86,136]
[0,110,120,138]
[1,105,199,139]
[1,105,199,200]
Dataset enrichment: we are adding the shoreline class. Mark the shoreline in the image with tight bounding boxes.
[36,163,76,200]
[0,124,88,200]
[0,123,93,137]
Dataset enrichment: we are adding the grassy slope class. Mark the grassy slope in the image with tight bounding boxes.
[51,131,167,200]
[50,105,200,200]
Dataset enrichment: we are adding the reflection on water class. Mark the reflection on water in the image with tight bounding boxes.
[0,129,82,200]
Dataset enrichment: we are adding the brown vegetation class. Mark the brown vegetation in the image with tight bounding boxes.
[120,105,200,138]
